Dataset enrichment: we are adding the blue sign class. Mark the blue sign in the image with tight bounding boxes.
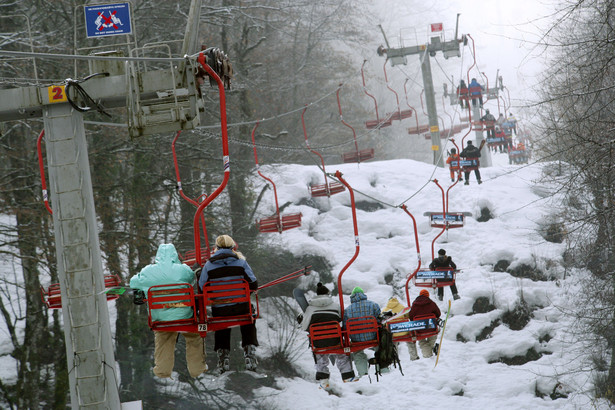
[389,318,436,333]
[431,213,464,222]
[416,270,454,279]
[84,3,132,38]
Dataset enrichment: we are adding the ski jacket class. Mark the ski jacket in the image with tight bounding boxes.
[481,113,496,127]
[408,295,441,321]
[460,145,481,159]
[382,297,406,315]
[343,292,381,342]
[129,244,196,322]
[301,295,341,332]
[429,256,457,270]
[446,154,460,169]
[198,248,257,295]
[469,79,484,95]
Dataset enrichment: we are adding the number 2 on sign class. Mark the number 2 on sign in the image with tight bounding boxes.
[47,85,67,103]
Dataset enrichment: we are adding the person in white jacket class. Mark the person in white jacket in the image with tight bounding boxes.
[301,283,358,389]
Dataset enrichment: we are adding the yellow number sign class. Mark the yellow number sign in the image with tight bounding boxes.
[47,85,67,104]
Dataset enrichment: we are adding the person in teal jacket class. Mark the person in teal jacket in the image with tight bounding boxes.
[130,243,207,379]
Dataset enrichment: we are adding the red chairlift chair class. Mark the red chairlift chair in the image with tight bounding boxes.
[250,122,302,233]
[301,106,345,197]
[306,171,380,355]
[383,60,412,122]
[360,60,393,130]
[41,274,122,309]
[337,85,375,163]
[172,131,214,264]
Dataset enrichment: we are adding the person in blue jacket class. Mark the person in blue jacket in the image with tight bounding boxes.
[199,235,259,374]
[129,243,207,379]
[468,78,484,107]
[343,287,381,377]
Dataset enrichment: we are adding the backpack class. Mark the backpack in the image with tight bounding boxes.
[368,324,403,381]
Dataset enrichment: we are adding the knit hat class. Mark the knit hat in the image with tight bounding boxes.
[351,286,364,296]
[467,140,473,145]
[420,289,430,298]
[316,282,329,295]
[438,249,446,256]
[215,234,236,249]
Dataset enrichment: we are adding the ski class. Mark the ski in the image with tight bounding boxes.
[434,299,451,368]
[479,139,486,151]
[293,287,309,312]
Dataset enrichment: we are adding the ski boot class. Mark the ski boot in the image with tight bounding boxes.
[244,344,258,371]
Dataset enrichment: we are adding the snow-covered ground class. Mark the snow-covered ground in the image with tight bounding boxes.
[217,150,606,409]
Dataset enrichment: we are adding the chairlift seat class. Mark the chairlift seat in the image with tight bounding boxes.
[389,313,439,343]
[365,118,393,129]
[258,212,303,233]
[412,268,458,289]
[147,283,199,332]
[309,181,345,198]
[201,279,259,333]
[400,109,413,120]
[41,274,122,309]
[423,211,472,228]
[342,148,375,163]
[180,247,214,266]
[408,124,430,135]
[308,316,379,355]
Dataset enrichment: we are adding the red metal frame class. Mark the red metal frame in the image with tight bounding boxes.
[361,61,392,129]
[250,122,302,233]
[41,274,121,309]
[306,171,379,355]
[193,53,230,267]
[301,106,345,197]
[337,86,375,163]
[172,131,213,264]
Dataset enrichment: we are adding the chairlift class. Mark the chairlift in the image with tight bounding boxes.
[306,171,380,355]
[337,86,375,163]
[250,122,302,233]
[171,131,214,264]
[383,60,412,121]
[41,274,121,309]
[360,61,392,129]
[301,106,345,197]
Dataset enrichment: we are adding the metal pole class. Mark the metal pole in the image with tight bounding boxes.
[421,52,443,167]
[42,104,120,409]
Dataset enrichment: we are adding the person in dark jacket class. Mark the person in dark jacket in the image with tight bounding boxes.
[456,79,468,109]
[460,140,482,185]
[429,248,460,301]
[408,289,441,358]
[343,287,381,377]
[480,109,496,139]
[199,235,258,374]
[301,283,358,389]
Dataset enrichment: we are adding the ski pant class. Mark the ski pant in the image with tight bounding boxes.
[212,303,258,351]
[464,169,481,183]
[418,334,438,358]
[438,282,459,299]
[153,331,207,378]
[407,342,420,360]
[352,350,370,376]
[449,168,461,181]
[315,353,354,381]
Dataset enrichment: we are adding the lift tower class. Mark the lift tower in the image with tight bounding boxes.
[377,15,466,167]
[0,0,229,407]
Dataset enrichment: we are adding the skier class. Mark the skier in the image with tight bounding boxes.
[198,235,258,374]
[129,244,207,379]
[446,148,461,182]
[480,109,496,139]
[460,140,482,185]
[429,249,460,301]
[301,282,359,389]
[408,290,441,359]
[344,287,381,377]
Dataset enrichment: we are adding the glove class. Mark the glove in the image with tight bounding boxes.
[437,318,444,327]
[133,289,145,305]
[296,314,303,324]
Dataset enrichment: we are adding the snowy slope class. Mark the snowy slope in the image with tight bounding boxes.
[232,152,606,409]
